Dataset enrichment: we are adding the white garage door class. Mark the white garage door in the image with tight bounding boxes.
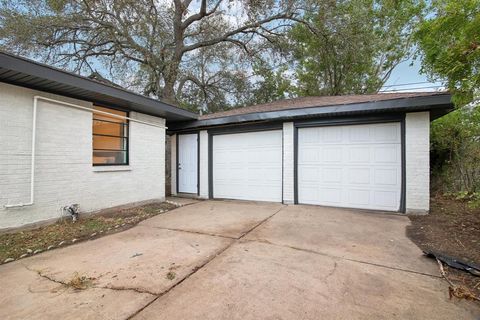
[213,130,282,202]
[298,123,402,211]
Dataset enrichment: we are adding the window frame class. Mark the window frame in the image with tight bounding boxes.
[92,106,130,166]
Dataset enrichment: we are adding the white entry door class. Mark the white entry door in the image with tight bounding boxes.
[212,130,282,202]
[178,134,198,194]
[298,123,402,211]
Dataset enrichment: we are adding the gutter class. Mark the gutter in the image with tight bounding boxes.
[4,95,167,209]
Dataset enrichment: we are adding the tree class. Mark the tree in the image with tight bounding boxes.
[415,0,480,201]
[415,0,480,106]
[0,0,301,103]
[248,58,292,104]
[286,0,424,96]
[176,44,253,113]
[431,105,480,194]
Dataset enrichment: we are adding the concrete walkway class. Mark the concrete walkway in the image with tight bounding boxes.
[0,200,478,319]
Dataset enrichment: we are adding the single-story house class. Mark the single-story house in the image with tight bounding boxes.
[0,52,453,230]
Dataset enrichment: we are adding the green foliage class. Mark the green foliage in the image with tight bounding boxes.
[288,0,424,96]
[249,60,292,104]
[431,104,480,194]
[415,0,480,106]
[444,191,480,208]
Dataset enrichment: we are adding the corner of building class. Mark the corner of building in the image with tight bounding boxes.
[405,111,430,213]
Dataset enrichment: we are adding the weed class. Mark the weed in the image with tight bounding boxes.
[66,272,94,290]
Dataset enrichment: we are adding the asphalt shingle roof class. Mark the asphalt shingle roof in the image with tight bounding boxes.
[200,92,448,120]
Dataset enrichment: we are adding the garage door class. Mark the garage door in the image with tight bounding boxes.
[298,123,402,211]
[212,130,282,202]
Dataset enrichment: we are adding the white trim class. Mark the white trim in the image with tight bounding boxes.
[93,166,132,172]
[37,96,167,129]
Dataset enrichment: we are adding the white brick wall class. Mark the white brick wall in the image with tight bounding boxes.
[199,130,209,198]
[282,122,294,203]
[405,111,430,213]
[170,134,177,196]
[0,82,166,229]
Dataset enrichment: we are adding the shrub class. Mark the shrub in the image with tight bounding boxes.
[431,104,480,197]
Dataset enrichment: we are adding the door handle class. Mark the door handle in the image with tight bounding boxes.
[178,164,182,170]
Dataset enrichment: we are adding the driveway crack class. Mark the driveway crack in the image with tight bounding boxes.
[147,226,236,240]
[324,261,338,282]
[126,204,287,319]
[22,264,157,296]
[237,205,287,240]
[21,204,288,320]
[242,238,441,279]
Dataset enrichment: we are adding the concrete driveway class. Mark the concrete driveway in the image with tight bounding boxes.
[0,200,478,319]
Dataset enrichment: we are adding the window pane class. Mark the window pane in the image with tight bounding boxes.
[93,135,126,150]
[93,120,126,137]
[92,106,128,165]
[93,106,127,123]
[93,151,127,165]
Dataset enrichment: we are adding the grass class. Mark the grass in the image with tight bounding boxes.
[0,201,178,263]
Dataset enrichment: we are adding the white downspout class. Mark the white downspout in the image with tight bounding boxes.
[4,95,167,209]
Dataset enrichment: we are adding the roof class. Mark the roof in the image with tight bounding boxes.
[0,51,197,122]
[200,92,447,120]
[170,92,453,131]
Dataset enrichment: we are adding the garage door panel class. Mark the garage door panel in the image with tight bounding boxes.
[323,147,343,162]
[374,168,399,185]
[348,189,371,205]
[299,147,319,162]
[298,166,320,183]
[248,167,281,180]
[298,123,401,211]
[374,190,399,207]
[320,188,342,204]
[374,146,400,163]
[348,147,371,163]
[247,148,279,163]
[348,168,371,184]
[349,126,371,142]
[323,126,343,143]
[322,167,343,183]
[213,130,282,202]
[374,123,401,142]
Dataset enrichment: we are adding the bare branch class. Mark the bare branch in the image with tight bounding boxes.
[181,0,223,30]
[182,13,293,53]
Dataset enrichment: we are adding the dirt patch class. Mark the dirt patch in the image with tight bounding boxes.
[407,196,480,299]
[0,202,178,264]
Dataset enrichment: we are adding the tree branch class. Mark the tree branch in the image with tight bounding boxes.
[182,13,293,54]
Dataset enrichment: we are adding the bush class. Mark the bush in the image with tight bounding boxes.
[431,104,480,197]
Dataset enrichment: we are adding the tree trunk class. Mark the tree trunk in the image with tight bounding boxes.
[162,1,186,104]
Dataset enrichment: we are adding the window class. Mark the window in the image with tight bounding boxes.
[92,106,128,165]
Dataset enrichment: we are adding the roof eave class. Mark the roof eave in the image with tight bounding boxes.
[0,52,198,121]
[168,94,453,131]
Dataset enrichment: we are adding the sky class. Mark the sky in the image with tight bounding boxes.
[382,58,444,93]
